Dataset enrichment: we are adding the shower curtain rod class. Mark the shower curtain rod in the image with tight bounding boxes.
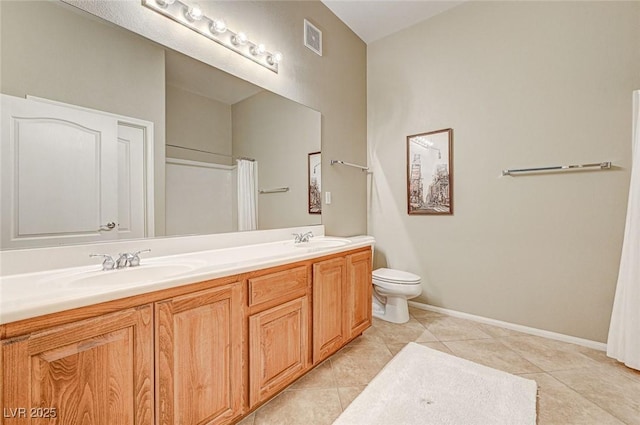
[166,144,255,161]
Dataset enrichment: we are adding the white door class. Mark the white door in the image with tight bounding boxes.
[26,95,155,241]
[1,94,119,248]
[116,124,146,240]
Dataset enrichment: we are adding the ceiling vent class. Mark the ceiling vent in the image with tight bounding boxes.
[304,19,322,56]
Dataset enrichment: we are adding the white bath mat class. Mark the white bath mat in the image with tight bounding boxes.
[333,342,537,425]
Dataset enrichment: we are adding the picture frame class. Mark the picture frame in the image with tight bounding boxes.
[407,128,453,215]
[308,151,321,214]
[304,19,322,56]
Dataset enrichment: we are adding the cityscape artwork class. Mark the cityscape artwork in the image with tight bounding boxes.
[407,129,453,215]
[308,151,321,214]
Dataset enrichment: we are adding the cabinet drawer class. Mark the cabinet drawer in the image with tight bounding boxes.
[248,266,308,308]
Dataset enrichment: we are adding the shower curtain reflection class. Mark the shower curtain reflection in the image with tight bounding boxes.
[237,159,258,231]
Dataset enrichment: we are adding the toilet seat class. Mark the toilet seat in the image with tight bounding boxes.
[372,268,420,285]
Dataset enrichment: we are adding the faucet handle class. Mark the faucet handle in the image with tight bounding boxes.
[292,231,313,243]
[89,254,116,271]
[130,249,151,267]
[115,252,134,269]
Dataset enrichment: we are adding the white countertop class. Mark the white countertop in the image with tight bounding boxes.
[0,235,374,325]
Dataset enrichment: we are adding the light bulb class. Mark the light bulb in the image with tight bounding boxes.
[267,51,283,65]
[231,32,248,46]
[185,3,203,21]
[250,43,266,56]
[155,0,175,7]
[210,18,227,34]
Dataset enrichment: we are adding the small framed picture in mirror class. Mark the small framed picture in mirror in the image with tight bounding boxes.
[407,129,453,215]
[308,152,322,214]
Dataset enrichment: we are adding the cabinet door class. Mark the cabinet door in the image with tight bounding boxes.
[347,250,373,339]
[1,305,153,425]
[249,297,309,407]
[155,282,243,425]
[312,257,347,363]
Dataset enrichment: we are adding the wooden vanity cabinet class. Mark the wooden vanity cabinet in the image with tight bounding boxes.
[0,246,373,425]
[312,250,373,363]
[346,250,373,339]
[247,266,310,408]
[1,305,154,425]
[155,282,243,425]
[312,257,348,363]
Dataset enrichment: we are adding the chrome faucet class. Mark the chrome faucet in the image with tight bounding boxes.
[91,249,151,271]
[129,249,151,267]
[116,249,151,268]
[292,231,314,244]
[116,252,134,269]
[90,254,116,271]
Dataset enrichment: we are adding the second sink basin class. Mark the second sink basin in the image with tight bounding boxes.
[294,237,351,249]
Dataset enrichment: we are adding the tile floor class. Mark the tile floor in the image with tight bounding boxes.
[238,307,640,425]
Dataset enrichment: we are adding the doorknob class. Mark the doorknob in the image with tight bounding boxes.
[100,222,117,231]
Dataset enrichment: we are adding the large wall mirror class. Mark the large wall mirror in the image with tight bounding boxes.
[0,1,321,250]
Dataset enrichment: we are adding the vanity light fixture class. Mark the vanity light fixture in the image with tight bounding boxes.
[231,31,248,46]
[250,43,266,56]
[185,3,203,21]
[143,0,282,73]
[210,18,227,34]
[267,51,283,65]
[156,0,175,7]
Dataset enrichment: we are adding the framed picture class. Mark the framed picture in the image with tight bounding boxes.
[304,19,322,56]
[407,128,453,215]
[308,151,321,214]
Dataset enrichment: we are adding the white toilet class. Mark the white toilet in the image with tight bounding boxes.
[372,268,422,324]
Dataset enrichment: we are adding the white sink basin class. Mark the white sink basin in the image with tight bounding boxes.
[42,263,197,288]
[294,237,351,249]
[0,233,376,325]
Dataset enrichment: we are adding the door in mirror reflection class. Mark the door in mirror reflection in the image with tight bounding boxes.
[0,94,152,249]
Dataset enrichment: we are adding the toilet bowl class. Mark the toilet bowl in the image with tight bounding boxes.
[372,268,422,324]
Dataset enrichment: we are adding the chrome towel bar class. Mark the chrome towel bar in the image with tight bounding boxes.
[259,187,289,194]
[330,159,369,172]
[502,161,612,176]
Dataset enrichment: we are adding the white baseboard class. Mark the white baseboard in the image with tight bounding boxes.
[408,301,607,352]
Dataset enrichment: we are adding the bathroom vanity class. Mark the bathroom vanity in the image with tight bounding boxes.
[0,233,373,425]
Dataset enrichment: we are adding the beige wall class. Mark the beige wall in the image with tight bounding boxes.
[166,84,233,165]
[68,0,368,237]
[368,1,640,342]
[0,0,167,235]
[232,91,322,230]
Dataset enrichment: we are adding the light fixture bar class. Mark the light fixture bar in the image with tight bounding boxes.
[143,0,282,73]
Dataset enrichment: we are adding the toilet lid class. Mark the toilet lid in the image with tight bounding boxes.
[372,268,421,284]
